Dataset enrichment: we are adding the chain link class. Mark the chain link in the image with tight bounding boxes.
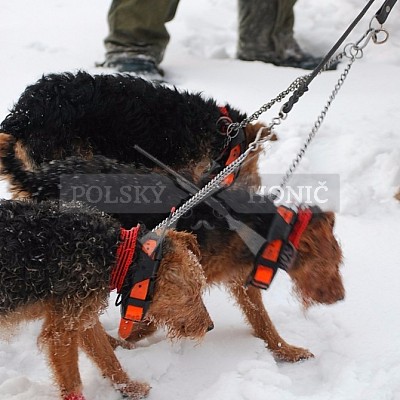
[153,129,269,231]
[228,74,310,133]
[155,23,390,227]
[270,26,389,199]
[269,53,356,199]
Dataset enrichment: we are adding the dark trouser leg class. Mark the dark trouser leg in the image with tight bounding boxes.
[105,0,180,65]
[237,0,337,69]
[237,0,297,62]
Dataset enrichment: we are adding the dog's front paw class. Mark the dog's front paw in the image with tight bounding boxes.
[119,381,150,399]
[272,344,314,363]
[107,333,136,350]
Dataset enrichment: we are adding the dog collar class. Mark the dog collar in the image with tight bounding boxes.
[248,206,313,290]
[203,106,246,187]
[110,226,140,292]
[112,227,165,340]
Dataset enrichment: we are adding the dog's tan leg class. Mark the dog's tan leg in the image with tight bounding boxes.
[228,282,314,362]
[79,319,150,400]
[39,306,83,399]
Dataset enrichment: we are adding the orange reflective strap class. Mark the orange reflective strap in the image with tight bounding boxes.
[222,173,235,186]
[142,239,157,258]
[222,144,241,186]
[130,279,150,301]
[277,206,295,224]
[253,265,275,286]
[225,144,241,165]
[289,208,313,249]
[261,240,282,262]
[119,318,135,340]
[125,305,144,321]
[252,240,282,288]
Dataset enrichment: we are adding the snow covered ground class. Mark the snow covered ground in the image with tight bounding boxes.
[0,0,399,399]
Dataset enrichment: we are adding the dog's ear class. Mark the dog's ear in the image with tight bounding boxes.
[323,211,335,228]
[180,231,201,259]
[164,230,201,259]
[244,122,277,143]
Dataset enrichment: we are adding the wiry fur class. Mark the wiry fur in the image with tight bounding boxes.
[0,199,212,400]
[0,71,267,187]
[0,135,345,362]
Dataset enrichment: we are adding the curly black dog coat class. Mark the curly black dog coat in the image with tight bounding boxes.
[0,199,212,400]
[0,71,266,184]
[0,136,345,363]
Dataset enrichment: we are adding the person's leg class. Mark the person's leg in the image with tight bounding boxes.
[237,0,279,63]
[102,0,180,74]
[237,0,337,70]
[270,0,298,59]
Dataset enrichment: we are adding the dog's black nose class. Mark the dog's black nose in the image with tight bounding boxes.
[207,323,214,332]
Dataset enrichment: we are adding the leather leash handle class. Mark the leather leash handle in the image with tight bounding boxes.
[375,0,397,24]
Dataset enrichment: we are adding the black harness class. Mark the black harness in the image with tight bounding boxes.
[201,106,247,187]
[112,228,165,340]
[248,205,315,290]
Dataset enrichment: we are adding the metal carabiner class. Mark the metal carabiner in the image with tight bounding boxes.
[355,28,376,51]
[368,15,390,45]
[372,28,389,44]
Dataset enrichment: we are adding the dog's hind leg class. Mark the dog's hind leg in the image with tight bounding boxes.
[79,319,150,400]
[39,304,83,399]
[227,281,314,362]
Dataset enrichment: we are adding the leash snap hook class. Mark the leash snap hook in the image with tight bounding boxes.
[268,109,287,135]
[353,28,375,51]
[226,123,240,140]
[368,16,389,45]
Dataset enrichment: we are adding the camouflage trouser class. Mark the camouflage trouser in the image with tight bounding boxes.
[105,0,180,65]
[104,0,297,65]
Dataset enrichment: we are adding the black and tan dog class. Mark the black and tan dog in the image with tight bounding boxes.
[0,134,345,363]
[0,71,267,187]
[0,199,212,400]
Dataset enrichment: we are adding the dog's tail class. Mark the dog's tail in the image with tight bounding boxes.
[0,133,44,199]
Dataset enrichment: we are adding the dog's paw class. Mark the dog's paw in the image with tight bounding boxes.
[107,334,136,350]
[272,344,314,363]
[118,340,136,350]
[120,381,151,399]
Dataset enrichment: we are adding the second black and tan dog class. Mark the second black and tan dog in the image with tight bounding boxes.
[0,71,267,187]
[0,133,345,363]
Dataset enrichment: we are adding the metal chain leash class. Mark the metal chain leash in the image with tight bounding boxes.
[269,52,352,199]
[227,74,310,134]
[153,14,392,229]
[153,128,270,231]
[269,23,389,200]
